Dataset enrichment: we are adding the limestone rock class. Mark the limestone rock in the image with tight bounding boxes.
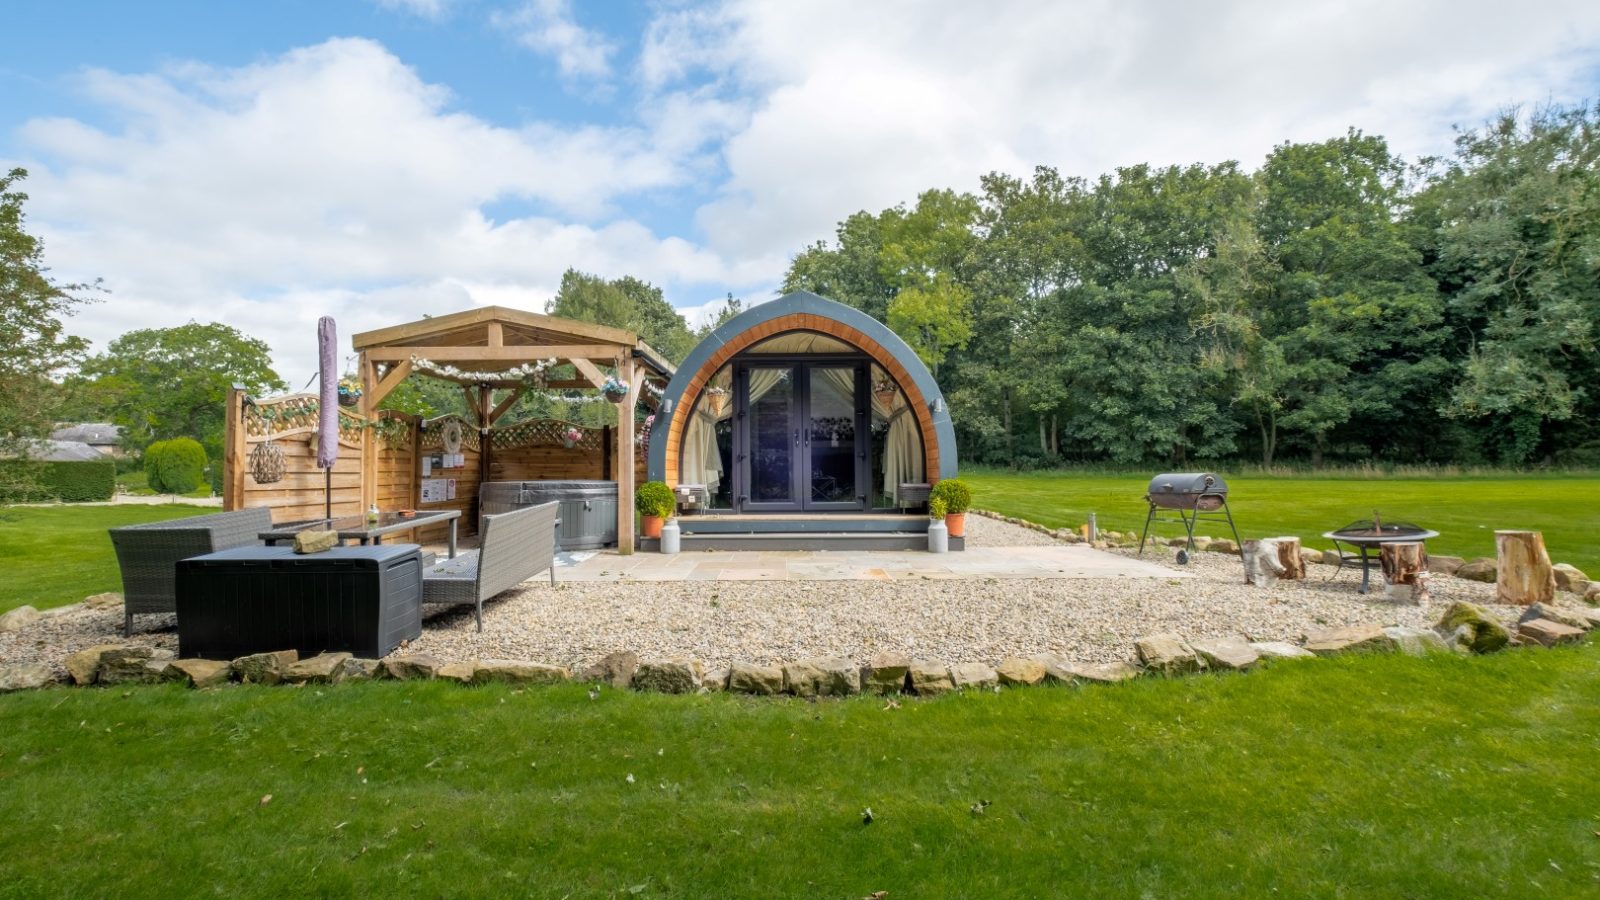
[1249,641,1315,660]
[1070,661,1142,683]
[1192,536,1214,551]
[332,658,383,683]
[0,605,42,633]
[292,529,340,554]
[165,658,232,688]
[99,646,167,685]
[1552,563,1590,596]
[995,657,1047,686]
[1134,634,1204,676]
[64,644,123,685]
[1029,652,1078,683]
[0,662,55,692]
[1429,555,1465,576]
[1320,549,1345,566]
[382,653,446,680]
[783,656,860,697]
[1190,637,1259,671]
[1436,601,1511,654]
[1518,618,1586,648]
[1455,558,1497,583]
[1382,626,1449,657]
[633,657,704,694]
[1208,539,1238,554]
[471,659,569,685]
[579,651,638,690]
[1299,548,1322,570]
[700,667,729,692]
[83,591,123,610]
[1519,602,1595,632]
[436,662,477,683]
[285,652,354,684]
[727,661,785,695]
[908,660,955,695]
[1587,583,1600,603]
[862,652,910,694]
[949,662,999,690]
[1303,624,1395,656]
[231,650,299,685]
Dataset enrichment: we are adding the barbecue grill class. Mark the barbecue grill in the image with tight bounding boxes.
[1136,472,1244,565]
[1322,512,1439,594]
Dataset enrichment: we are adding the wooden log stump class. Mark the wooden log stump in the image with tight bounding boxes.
[1380,542,1430,604]
[1273,536,1306,581]
[1243,539,1286,586]
[1495,530,1555,605]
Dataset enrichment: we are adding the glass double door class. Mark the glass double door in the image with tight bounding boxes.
[738,361,866,512]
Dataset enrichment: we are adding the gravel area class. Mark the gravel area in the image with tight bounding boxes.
[1,513,1536,676]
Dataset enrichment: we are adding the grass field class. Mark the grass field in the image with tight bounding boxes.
[114,469,213,498]
[0,645,1596,897]
[0,505,208,613]
[963,469,1600,574]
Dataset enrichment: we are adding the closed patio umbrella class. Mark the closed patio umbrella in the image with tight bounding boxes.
[317,316,338,518]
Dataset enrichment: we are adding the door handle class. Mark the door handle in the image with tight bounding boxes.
[794,428,800,448]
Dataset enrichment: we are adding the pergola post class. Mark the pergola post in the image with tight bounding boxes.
[359,352,378,514]
[615,356,640,554]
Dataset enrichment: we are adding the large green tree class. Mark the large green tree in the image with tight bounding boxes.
[78,322,285,461]
[0,168,95,494]
[546,269,696,364]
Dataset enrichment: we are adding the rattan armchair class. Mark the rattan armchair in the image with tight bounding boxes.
[422,501,559,632]
[109,507,274,635]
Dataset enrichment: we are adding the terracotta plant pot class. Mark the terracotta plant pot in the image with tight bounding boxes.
[641,515,664,539]
[945,512,966,538]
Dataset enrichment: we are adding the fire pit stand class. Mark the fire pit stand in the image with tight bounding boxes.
[1137,472,1244,566]
[1321,514,1439,594]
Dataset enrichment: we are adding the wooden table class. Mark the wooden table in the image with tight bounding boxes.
[261,509,461,558]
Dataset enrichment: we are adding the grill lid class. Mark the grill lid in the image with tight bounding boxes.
[1146,472,1227,496]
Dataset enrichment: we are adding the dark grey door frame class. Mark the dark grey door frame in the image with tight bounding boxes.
[732,356,868,513]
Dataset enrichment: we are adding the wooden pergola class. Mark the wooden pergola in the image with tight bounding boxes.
[350,306,673,554]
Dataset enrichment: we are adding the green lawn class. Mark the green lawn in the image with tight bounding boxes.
[1,646,1597,897]
[0,504,209,613]
[964,469,1600,573]
[115,469,213,498]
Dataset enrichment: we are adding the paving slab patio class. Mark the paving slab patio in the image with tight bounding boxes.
[556,543,1189,582]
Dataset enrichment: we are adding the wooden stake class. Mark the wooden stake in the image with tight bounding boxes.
[1495,530,1555,605]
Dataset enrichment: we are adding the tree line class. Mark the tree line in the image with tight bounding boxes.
[782,104,1600,469]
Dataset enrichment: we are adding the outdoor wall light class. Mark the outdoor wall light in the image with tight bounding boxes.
[662,398,674,414]
[931,397,944,413]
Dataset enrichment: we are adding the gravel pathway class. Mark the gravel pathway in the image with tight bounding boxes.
[1,513,1529,675]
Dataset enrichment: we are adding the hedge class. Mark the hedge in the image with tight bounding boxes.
[146,438,208,495]
[0,459,117,502]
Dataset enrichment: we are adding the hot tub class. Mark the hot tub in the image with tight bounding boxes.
[479,480,618,550]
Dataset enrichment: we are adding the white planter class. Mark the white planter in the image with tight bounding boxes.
[927,520,949,553]
[660,519,681,554]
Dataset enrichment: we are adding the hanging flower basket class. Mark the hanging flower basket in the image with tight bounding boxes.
[248,439,287,484]
[705,387,728,417]
[337,377,363,407]
[872,378,899,408]
[562,426,583,449]
[601,375,630,403]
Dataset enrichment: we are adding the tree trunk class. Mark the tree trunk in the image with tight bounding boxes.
[1380,541,1429,603]
[1257,408,1276,468]
[1495,530,1555,605]
[1049,414,1059,457]
[1039,417,1048,454]
[1274,536,1306,581]
[1311,434,1325,469]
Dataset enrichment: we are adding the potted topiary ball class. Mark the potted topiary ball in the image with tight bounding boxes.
[635,481,675,539]
[929,478,972,538]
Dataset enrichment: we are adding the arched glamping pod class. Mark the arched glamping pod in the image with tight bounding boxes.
[648,291,959,549]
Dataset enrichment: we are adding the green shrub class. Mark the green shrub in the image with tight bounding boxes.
[145,438,208,494]
[930,478,972,514]
[0,459,116,502]
[928,496,948,519]
[635,481,675,518]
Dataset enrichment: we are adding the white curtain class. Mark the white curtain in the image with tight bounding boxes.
[679,368,789,492]
[883,403,923,505]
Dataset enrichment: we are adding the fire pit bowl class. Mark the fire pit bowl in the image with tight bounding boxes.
[1321,514,1440,594]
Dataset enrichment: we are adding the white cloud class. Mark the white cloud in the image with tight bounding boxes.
[373,0,456,20]
[493,0,616,82]
[678,0,1600,258]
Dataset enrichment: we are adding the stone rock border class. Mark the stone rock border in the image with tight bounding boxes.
[3,596,1593,697]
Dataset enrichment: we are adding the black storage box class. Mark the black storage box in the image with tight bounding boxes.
[176,544,423,660]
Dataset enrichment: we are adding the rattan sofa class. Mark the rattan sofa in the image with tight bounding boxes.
[422,501,559,632]
[109,507,273,635]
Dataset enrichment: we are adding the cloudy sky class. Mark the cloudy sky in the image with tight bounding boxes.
[5,0,1600,383]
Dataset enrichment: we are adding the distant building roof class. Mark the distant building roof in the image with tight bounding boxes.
[51,423,123,446]
[2,439,109,462]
